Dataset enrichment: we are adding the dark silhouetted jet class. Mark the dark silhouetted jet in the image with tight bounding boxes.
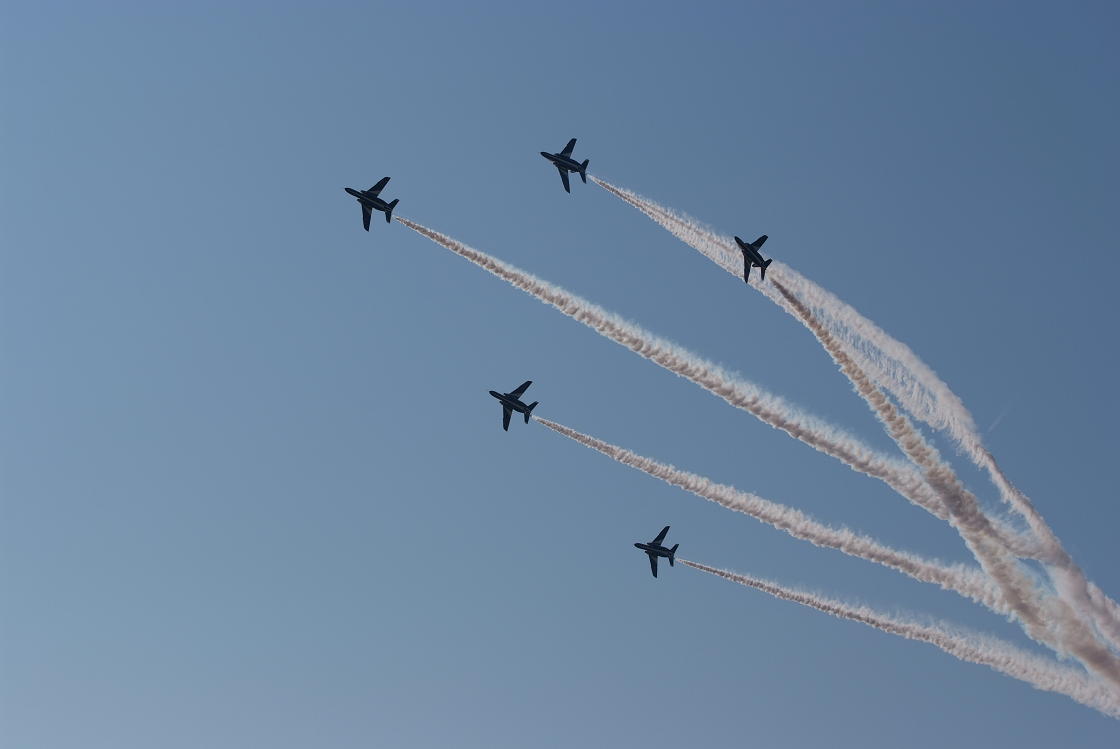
[488,380,539,431]
[634,525,678,578]
[735,235,773,284]
[540,138,589,193]
[344,177,399,230]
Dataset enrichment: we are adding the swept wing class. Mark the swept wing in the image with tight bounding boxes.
[367,176,390,196]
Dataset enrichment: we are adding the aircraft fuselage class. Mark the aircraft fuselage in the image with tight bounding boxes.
[742,247,766,267]
[489,390,531,413]
[540,152,582,172]
[634,542,674,558]
[345,187,393,214]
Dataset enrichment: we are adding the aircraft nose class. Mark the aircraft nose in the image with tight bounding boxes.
[540,152,551,158]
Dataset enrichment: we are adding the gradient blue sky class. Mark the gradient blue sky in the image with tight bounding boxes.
[4,2,1119,746]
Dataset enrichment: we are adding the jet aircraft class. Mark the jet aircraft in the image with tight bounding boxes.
[634,525,678,578]
[734,235,773,284]
[539,138,590,193]
[344,177,399,230]
[488,380,539,431]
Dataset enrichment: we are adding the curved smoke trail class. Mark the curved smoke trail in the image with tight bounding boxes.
[590,177,1120,653]
[536,417,1003,612]
[396,216,934,511]
[680,559,1120,719]
[770,279,1120,687]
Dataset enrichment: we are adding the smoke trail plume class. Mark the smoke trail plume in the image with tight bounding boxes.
[396,216,933,512]
[681,559,1120,718]
[536,417,1003,612]
[773,279,1120,685]
[593,177,1017,469]
[591,178,1019,502]
[591,177,1120,652]
[396,215,1120,675]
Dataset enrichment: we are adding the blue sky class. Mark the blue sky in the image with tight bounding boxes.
[3,1,1119,746]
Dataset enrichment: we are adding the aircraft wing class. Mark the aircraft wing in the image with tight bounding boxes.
[509,380,532,398]
[648,553,658,578]
[368,176,390,196]
[560,138,577,157]
[557,167,571,193]
[752,234,768,249]
[502,405,512,431]
[743,260,751,284]
[362,204,372,231]
[651,525,670,545]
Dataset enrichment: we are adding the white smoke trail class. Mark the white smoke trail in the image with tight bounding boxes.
[591,177,1120,652]
[680,559,1120,719]
[395,216,934,512]
[396,215,1120,679]
[536,417,1003,612]
[592,178,1003,460]
[770,279,1120,686]
[590,177,1010,499]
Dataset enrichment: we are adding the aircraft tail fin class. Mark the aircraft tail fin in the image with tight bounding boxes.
[524,401,539,423]
[580,159,589,183]
[385,199,399,223]
[669,544,678,566]
[760,258,772,281]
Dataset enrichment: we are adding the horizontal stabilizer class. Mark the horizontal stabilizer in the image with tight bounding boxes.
[580,159,589,183]
[669,543,678,566]
[760,258,772,281]
[524,401,539,423]
[385,198,399,223]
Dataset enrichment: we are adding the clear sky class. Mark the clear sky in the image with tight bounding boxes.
[3,1,1119,746]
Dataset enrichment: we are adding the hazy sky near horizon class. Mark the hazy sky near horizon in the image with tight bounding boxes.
[4,2,1119,746]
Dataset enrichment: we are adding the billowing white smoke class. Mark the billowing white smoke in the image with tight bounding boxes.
[680,559,1120,718]
[536,417,1002,612]
[395,212,1120,711]
[396,216,934,510]
[589,178,1120,655]
[769,280,1120,689]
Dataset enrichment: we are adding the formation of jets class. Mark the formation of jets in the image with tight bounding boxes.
[487,378,682,577]
[344,140,770,290]
[342,138,787,579]
[347,139,772,286]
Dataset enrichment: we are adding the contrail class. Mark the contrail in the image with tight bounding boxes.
[680,559,1120,719]
[536,417,1004,612]
[591,177,1021,508]
[591,176,972,438]
[395,216,934,513]
[591,177,1120,652]
[592,177,1017,480]
[771,277,1120,687]
[395,215,1120,675]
